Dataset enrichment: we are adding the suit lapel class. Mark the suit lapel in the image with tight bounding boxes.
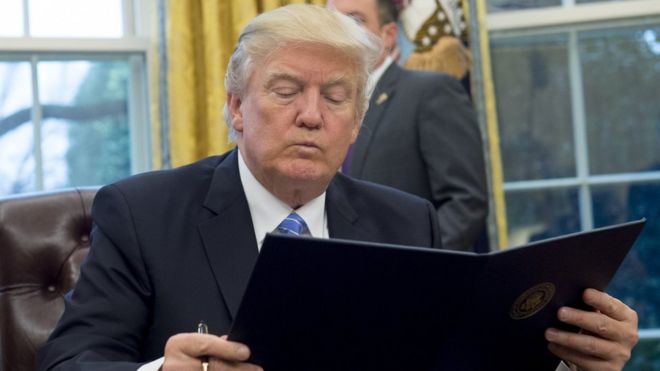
[198,150,259,320]
[350,63,401,177]
[327,175,369,241]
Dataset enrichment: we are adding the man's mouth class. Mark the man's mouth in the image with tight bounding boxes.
[294,141,320,149]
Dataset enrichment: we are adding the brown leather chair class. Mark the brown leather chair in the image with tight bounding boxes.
[0,187,98,371]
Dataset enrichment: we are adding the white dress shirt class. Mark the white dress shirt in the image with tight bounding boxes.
[366,55,393,99]
[238,150,329,247]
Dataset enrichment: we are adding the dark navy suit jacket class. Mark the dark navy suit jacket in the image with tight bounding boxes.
[348,63,487,251]
[38,150,442,370]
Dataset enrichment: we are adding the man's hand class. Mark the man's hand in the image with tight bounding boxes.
[163,333,263,371]
[545,288,639,371]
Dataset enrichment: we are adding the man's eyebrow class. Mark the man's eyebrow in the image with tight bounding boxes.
[346,11,366,22]
[323,75,354,90]
[264,73,304,89]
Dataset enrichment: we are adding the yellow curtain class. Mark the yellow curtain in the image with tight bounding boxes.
[159,0,325,168]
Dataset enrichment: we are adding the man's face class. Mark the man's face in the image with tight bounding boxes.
[228,43,360,200]
[328,0,396,64]
[328,0,382,36]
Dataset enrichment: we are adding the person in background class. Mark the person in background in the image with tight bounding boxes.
[330,0,488,252]
[38,4,637,371]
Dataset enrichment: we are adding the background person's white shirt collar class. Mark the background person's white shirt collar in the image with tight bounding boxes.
[238,150,328,249]
[366,55,393,98]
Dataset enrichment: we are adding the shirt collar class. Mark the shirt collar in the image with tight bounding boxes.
[237,150,327,249]
[366,56,393,98]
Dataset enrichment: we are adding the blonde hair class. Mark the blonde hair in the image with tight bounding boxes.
[223,4,382,140]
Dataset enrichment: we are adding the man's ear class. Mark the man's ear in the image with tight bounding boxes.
[350,117,361,144]
[227,92,244,133]
[380,22,398,53]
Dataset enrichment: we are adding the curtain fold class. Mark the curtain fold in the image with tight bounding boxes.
[160,0,325,168]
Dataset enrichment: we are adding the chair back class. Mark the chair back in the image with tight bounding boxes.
[0,188,97,371]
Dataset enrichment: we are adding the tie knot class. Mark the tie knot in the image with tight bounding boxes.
[275,212,311,236]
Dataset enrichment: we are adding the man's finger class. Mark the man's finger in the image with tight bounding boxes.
[556,307,625,342]
[545,328,631,363]
[582,289,636,323]
[547,342,619,371]
[548,342,601,371]
[165,333,251,362]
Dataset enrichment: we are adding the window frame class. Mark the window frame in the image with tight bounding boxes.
[0,0,153,191]
[487,0,660,31]
[480,0,660,343]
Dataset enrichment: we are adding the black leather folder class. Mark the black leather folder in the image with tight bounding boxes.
[227,219,645,371]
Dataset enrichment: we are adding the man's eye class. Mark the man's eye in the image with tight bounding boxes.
[349,14,365,25]
[274,89,297,98]
[326,95,345,104]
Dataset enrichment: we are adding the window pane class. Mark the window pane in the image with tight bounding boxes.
[0,62,36,195]
[592,182,660,330]
[492,34,576,181]
[29,0,123,37]
[577,0,639,3]
[0,0,23,36]
[505,188,580,246]
[38,60,132,190]
[627,338,660,370]
[581,23,660,175]
[487,0,561,14]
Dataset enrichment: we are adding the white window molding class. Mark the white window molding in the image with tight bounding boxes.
[487,0,660,32]
[503,172,660,191]
[0,37,149,53]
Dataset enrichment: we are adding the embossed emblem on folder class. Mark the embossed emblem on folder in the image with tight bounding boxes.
[510,282,556,320]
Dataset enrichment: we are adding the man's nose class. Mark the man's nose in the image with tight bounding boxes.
[296,91,323,129]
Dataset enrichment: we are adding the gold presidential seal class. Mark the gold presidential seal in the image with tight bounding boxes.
[510,282,556,320]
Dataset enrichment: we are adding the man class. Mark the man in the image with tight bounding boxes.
[38,5,637,371]
[330,0,488,251]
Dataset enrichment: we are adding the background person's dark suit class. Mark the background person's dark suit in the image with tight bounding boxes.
[37,149,442,370]
[346,63,488,251]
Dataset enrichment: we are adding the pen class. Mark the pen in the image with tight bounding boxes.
[197,321,209,371]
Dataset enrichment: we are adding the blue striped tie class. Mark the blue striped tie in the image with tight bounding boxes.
[275,212,311,236]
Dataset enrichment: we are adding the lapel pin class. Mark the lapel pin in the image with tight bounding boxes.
[376,92,389,106]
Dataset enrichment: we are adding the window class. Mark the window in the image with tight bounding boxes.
[0,0,23,37]
[0,0,151,196]
[485,0,660,368]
